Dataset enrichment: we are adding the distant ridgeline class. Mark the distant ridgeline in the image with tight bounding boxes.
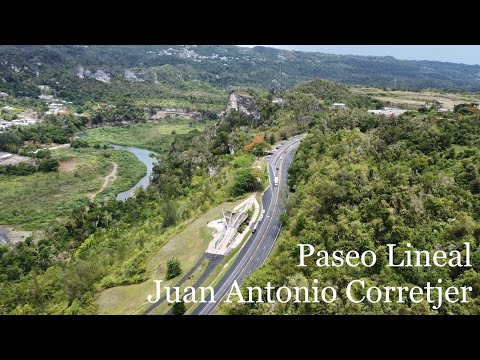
[1,45,480,103]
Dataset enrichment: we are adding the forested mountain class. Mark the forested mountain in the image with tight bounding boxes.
[226,105,480,315]
[1,45,480,102]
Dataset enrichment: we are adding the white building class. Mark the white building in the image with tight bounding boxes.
[368,107,407,116]
[46,102,66,115]
[331,103,347,109]
[0,92,9,98]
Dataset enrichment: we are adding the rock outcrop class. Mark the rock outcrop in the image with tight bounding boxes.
[94,70,111,83]
[75,66,111,83]
[124,69,147,82]
[221,92,261,119]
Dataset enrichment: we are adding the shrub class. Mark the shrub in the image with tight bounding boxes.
[166,258,182,280]
[37,158,59,172]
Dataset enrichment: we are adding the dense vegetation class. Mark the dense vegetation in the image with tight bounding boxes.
[83,118,205,153]
[227,105,480,315]
[0,85,302,314]
[0,147,146,229]
[1,45,480,105]
[3,70,480,315]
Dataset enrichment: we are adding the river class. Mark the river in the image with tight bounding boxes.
[77,132,157,201]
[111,145,157,201]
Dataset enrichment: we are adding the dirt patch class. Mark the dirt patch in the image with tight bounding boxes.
[88,161,118,201]
[0,225,42,245]
[59,158,81,172]
[152,110,202,120]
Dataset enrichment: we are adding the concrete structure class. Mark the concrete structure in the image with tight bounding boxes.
[0,151,13,162]
[10,116,38,126]
[46,102,66,115]
[331,103,347,109]
[38,94,54,102]
[206,194,259,256]
[368,107,407,116]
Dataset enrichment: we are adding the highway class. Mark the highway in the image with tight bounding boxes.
[192,134,304,315]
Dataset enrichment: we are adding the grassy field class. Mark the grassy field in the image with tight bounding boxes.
[352,87,480,110]
[96,199,244,315]
[83,120,206,153]
[0,147,145,230]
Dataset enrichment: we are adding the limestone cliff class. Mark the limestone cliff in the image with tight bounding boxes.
[124,69,147,82]
[75,66,111,83]
[221,92,260,119]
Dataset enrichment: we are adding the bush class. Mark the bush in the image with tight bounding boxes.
[172,301,186,315]
[166,258,182,280]
[37,158,59,172]
[35,149,51,159]
[71,139,89,149]
[0,162,36,176]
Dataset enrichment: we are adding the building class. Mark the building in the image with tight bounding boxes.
[272,98,284,104]
[0,92,9,98]
[438,108,450,113]
[46,102,66,115]
[368,107,407,116]
[10,115,38,126]
[38,94,54,102]
[331,103,347,109]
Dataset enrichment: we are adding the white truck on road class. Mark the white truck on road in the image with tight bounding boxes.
[274,176,279,187]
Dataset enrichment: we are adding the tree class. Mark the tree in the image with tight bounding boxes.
[0,132,22,152]
[231,168,259,197]
[166,258,182,279]
[268,134,276,145]
[172,301,186,315]
[161,197,177,228]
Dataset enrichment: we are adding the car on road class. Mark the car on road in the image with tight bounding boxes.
[276,166,279,170]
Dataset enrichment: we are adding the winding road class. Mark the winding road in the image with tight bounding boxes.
[192,134,304,315]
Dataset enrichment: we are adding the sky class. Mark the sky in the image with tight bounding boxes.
[238,45,480,65]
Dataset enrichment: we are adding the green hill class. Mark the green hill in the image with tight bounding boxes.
[1,45,480,104]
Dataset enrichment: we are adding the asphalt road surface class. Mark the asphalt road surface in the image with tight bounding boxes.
[192,134,304,315]
[143,253,223,315]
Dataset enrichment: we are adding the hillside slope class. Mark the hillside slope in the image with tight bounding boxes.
[1,45,480,101]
